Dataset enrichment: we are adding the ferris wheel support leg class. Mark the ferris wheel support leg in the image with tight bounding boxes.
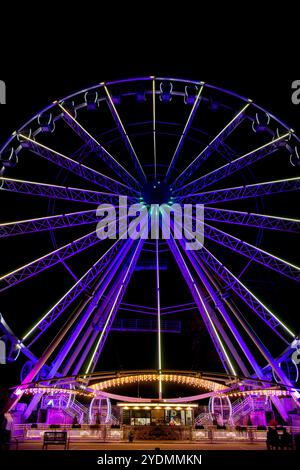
[203,271,298,418]
[197,246,293,342]
[5,282,98,414]
[167,234,255,376]
[18,240,134,421]
[185,251,260,377]
[70,274,122,375]
[50,239,136,377]
[84,237,146,376]
[165,233,235,375]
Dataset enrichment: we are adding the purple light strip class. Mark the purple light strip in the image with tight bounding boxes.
[85,236,146,374]
[104,84,147,183]
[23,238,126,346]
[204,207,300,233]
[172,102,251,188]
[0,225,110,292]
[0,176,133,205]
[204,222,300,282]
[196,245,293,341]
[0,209,99,238]
[48,239,136,378]
[13,240,136,418]
[68,276,123,376]
[179,176,300,205]
[165,83,205,181]
[57,102,141,191]
[163,227,235,374]
[173,233,262,376]
[165,213,259,376]
[19,134,134,195]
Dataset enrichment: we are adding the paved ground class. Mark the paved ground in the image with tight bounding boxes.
[15,439,267,451]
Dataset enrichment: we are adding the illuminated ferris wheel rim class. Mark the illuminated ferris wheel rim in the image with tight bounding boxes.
[1,76,300,420]
[1,75,299,157]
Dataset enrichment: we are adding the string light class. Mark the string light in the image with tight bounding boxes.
[91,373,225,392]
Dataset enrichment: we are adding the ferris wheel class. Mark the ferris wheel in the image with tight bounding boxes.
[0,77,300,421]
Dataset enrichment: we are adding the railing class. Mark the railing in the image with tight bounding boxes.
[195,412,211,426]
[232,396,254,423]
[11,423,300,443]
[60,397,88,423]
[195,395,270,426]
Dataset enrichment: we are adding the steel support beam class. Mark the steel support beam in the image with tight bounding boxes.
[19,134,131,195]
[174,132,290,196]
[58,103,141,191]
[204,207,300,233]
[204,223,300,282]
[180,176,300,205]
[0,177,126,205]
[173,102,251,188]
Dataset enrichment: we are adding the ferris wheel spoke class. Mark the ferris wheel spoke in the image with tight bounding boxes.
[0,176,128,205]
[85,236,146,375]
[174,131,292,196]
[18,134,132,195]
[165,83,205,181]
[164,232,236,375]
[196,245,294,341]
[22,237,128,346]
[172,101,252,189]
[57,102,141,192]
[204,222,300,282]
[0,209,100,238]
[179,176,300,205]
[204,207,300,233]
[0,228,104,292]
[104,84,147,183]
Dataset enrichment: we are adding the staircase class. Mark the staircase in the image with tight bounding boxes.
[195,396,257,426]
[195,412,212,426]
[231,396,254,423]
[61,397,88,423]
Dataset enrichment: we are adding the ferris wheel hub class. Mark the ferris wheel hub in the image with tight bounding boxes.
[142,181,172,205]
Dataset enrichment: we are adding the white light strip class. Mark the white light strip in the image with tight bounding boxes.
[166,83,204,178]
[174,101,251,184]
[104,85,147,181]
[152,78,157,179]
[58,103,139,187]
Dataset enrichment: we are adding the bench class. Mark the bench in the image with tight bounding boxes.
[42,431,69,450]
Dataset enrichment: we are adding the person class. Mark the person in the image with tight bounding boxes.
[266,427,280,450]
[0,413,11,450]
[280,428,293,450]
[72,415,78,425]
[294,433,300,451]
